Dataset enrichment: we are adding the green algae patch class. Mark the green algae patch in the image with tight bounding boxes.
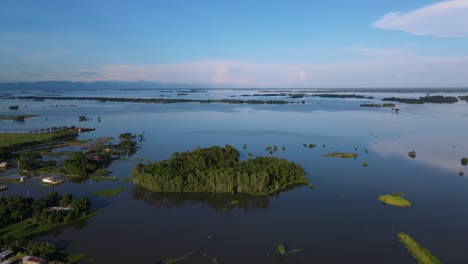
[378,193,411,207]
[324,152,358,158]
[93,187,124,197]
[397,232,442,264]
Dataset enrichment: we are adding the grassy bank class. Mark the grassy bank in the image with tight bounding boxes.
[324,152,358,158]
[397,232,442,264]
[93,187,124,197]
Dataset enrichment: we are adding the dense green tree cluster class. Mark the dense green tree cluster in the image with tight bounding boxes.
[59,133,139,176]
[62,149,112,176]
[0,192,91,230]
[26,241,58,258]
[133,145,307,195]
[461,157,467,166]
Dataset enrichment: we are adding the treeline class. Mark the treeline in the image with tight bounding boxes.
[382,95,459,104]
[311,94,374,99]
[132,145,308,195]
[17,96,289,105]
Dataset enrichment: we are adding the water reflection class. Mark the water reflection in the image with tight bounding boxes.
[132,187,270,211]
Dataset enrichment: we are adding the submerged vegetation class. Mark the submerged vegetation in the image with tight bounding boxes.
[132,145,307,195]
[0,115,38,122]
[93,187,124,197]
[397,232,442,264]
[324,152,358,158]
[378,193,411,207]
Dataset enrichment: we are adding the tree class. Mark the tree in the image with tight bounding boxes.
[26,241,58,258]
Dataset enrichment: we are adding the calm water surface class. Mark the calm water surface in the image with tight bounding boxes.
[1,89,468,263]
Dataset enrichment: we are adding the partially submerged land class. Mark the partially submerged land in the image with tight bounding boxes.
[324,152,358,158]
[0,192,94,263]
[0,115,39,122]
[378,193,411,207]
[133,145,308,195]
[2,131,140,180]
[0,127,79,160]
[397,232,442,264]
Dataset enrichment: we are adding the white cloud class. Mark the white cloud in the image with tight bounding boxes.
[373,0,468,37]
[74,53,468,88]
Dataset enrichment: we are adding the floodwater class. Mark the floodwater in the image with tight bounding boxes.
[1,88,468,263]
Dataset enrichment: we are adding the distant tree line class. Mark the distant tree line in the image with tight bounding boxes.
[17,96,290,105]
[132,145,307,195]
[382,95,458,104]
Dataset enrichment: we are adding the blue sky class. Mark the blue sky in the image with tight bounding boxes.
[1,0,467,87]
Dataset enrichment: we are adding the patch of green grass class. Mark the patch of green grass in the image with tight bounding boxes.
[0,178,23,184]
[277,243,286,255]
[93,187,124,197]
[162,251,195,264]
[120,177,133,182]
[378,193,411,207]
[65,253,88,264]
[397,232,442,264]
[324,152,358,158]
[0,130,76,148]
[92,176,117,181]
[230,200,239,205]
[288,248,304,254]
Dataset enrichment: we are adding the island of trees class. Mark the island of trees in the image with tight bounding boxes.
[382,95,458,104]
[132,145,308,195]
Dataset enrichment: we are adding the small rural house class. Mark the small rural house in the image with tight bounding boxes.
[22,255,47,264]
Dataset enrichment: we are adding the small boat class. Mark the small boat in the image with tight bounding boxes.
[0,185,8,191]
[42,176,64,184]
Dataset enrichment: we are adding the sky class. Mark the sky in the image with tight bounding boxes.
[1,0,468,88]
